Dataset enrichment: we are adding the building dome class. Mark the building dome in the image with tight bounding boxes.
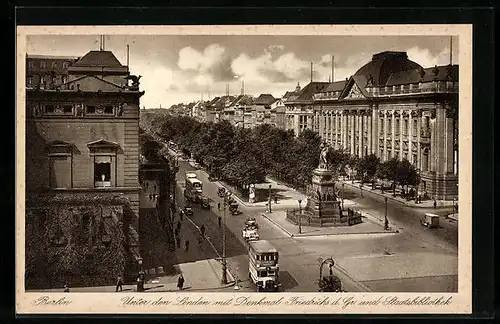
[354,51,423,86]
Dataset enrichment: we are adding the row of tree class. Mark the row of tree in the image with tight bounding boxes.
[140,113,421,195]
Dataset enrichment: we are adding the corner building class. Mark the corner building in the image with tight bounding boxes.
[286,52,458,200]
[25,50,145,287]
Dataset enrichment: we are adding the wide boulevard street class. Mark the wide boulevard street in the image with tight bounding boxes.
[171,154,458,293]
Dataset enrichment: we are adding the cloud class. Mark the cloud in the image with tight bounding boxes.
[177,44,235,81]
[406,46,455,67]
[266,44,285,53]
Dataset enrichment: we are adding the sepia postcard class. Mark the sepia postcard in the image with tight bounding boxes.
[16,24,472,315]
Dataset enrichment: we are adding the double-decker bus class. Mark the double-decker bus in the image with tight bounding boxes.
[248,240,280,291]
[184,173,203,203]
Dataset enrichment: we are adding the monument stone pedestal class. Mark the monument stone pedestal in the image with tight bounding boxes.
[305,168,347,226]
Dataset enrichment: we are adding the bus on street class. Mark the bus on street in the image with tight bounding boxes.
[248,240,280,292]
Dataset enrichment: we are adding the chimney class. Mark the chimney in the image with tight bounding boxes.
[332,55,335,82]
[126,44,130,68]
[310,62,313,82]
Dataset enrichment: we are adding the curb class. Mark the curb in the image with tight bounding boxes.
[261,213,398,238]
[339,181,455,209]
[261,212,294,237]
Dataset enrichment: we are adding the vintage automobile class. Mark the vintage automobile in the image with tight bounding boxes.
[420,213,439,228]
[228,202,241,215]
[183,206,193,217]
[242,228,260,241]
[217,187,226,198]
[200,197,210,210]
[245,217,259,230]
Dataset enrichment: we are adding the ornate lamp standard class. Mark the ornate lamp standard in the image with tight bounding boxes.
[171,156,179,213]
[220,194,229,285]
[297,199,302,234]
[268,184,272,213]
[341,183,345,210]
[384,197,389,230]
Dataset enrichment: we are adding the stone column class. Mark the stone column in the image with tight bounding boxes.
[390,111,395,160]
[340,112,344,150]
[350,111,355,155]
[407,111,412,163]
[371,105,378,157]
[358,111,364,157]
[367,112,371,155]
[445,112,455,174]
[430,107,440,173]
[400,111,404,159]
[383,111,388,161]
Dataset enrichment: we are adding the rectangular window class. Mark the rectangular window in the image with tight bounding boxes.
[87,105,96,114]
[49,155,71,189]
[380,118,384,134]
[404,119,408,135]
[94,156,112,187]
[103,105,114,114]
[63,62,70,68]
[52,62,58,68]
[413,154,417,164]
[62,105,73,113]
[45,104,56,113]
[28,61,34,69]
[259,270,268,277]
[395,118,400,135]
[40,61,46,68]
[413,119,418,136]
[387,118,392,134]
[404,152,408,160]
[27,76,33,88]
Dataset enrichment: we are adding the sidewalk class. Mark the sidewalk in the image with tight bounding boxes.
[338,179,457,209]
[447,213,459,222]
[261,210,398,238]
[31,258,235,293]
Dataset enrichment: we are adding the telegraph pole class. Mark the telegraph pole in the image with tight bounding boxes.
[221,197,228,284]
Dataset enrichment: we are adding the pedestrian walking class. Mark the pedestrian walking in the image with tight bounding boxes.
[177,220,181,230]
[218,215,222,228]
[218,202,221,210]
[116,275,124,292]
[179,210,183,221]
[176,235,181,249]
[177,274,185,290]
[63,284,70,293]
[274,195,278,204]
[184,239,189,252]
[174,227,179,237]
[200,224,205,237]
[433,200,437,209]
[197,234,203,247]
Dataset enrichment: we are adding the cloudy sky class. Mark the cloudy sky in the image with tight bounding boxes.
[27,35,458,108]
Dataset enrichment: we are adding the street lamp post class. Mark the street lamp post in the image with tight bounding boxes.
[384,197,389,230]
[298,199,302,234]
[220,197,228,285]
[341,183,345,210]
[268,184,272,213]
[171,156,179,213]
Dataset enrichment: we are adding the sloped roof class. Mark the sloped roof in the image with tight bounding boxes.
[385,64,458,86]
[354,51,423,87]
[254,94,277,105]
[229,94,254,107]
[213,95,236,109]
[72,50,125,68]
[292,82,330,102]
[320,80,347,93]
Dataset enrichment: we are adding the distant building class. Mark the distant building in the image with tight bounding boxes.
[25,49,145,287]
[251,94,279,127]
[26,54,80,90]
[284,51,459,200]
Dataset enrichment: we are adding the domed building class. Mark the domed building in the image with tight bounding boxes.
[285,51,458,200]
